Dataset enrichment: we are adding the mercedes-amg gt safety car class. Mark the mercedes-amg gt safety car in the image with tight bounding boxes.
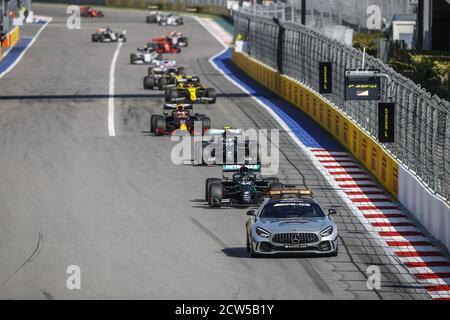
[246,190,338,257]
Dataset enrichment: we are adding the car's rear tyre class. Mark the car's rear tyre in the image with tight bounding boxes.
[150,115,159,133]
[206,88,216,104]
[158,77,168,90]
[154,115,166,136]
[92,34,99,42]
[265,177,279,186]
[201,117,211,131]
[130,54,137,64]
[208,182,222,208]
[269,182,283,192]
[120,35,126,42]
[205,178,221,200]
[165,88,180,103]
[143,76,155,90]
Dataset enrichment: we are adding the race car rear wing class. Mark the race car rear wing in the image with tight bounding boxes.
[163,104,193,111]
[222,164,261,173]
[268,189,313,199]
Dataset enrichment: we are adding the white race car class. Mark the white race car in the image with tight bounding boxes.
[130,47,162,65]
[91,28,126,42]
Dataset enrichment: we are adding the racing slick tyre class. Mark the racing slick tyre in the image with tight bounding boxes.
[265,177,280,186]
[269,182,283,193]
[249,238,260,258]
[165,88,180,103]
[154,115,166,136]
[143,76,155,90]
[328,244,338,257]
[98,11,104,17]
[206,88,217,104]
[119,34,127,42]
[130,54,137,64]
[158,77,168,90]
[92,34,99,42]
[201,117,211,132]
[150,115,159,133]
[146,16,154,23]
[208,183,222,208]
[205,178,221,200]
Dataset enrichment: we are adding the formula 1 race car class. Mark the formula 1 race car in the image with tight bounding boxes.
[130,46,162,65]
[205,164,280,208]
[92,28,126,42]
[80,6,104,17]
[143,67,186,90]
[158,14,184,26]
[193,127,260,166]
[150,37,182,53]
[150,104,211,136]
[146,11,163,23]
[166,32,188,47]
[165,77,216,104]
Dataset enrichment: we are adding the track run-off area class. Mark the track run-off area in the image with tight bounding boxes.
[0,4,447,299]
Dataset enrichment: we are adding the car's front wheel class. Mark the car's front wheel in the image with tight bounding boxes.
[329,243,338,257]
[249,237,259,258]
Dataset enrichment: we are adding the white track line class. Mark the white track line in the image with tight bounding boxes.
[0,18,52,80]
[108,37,124,137]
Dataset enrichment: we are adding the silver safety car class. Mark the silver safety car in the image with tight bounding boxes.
[246,189,338,257]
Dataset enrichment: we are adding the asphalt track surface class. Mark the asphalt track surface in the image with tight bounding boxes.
[0,4,431,299]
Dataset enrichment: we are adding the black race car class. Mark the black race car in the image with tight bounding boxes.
[150,104,211,136]
[91,28,126,42]
[193,127,259,166]
[143,67,186,90]
[205,165,280,208]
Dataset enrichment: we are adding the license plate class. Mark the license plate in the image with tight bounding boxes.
[284,244,308,249]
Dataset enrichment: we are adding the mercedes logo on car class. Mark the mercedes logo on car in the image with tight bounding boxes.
[291,234,300,244]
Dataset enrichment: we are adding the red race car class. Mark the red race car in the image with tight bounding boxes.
[150,37,181,54]
[80,6,104,18]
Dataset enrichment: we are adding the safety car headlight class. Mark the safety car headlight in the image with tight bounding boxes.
[256,227,271,238]
[320,226,333,237]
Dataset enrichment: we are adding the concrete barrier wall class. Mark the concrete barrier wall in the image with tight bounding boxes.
[233,48,450,251]
[398,165,450,250]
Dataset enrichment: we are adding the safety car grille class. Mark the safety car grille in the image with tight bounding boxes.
[272,233,319,245]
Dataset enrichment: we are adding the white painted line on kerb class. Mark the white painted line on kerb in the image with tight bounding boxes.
[108,33,125,137]
[0,18,52,80]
